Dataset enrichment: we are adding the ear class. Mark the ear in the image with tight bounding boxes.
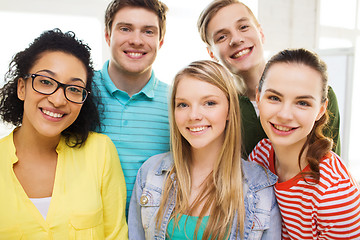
[159,38,164,49]
[226,105,230,121]
[316,99,328,121]
[105,30,111,46]
[17,78,26,101]
[255,86,261,105]
[258,25,265,44]
[206,47,218,62]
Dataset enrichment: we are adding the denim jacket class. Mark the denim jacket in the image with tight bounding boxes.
[128,152,281,240]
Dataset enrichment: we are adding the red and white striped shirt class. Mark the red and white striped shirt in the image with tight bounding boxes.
[249,139,360,240]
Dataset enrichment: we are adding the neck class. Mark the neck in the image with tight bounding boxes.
[273,142,308,183]
[237,60,265,100]
[13,127,60,156]
[187,146,220,216]
[108,60,152,97]
[190,145,220,180]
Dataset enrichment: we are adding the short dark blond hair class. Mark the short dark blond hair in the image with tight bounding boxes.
[105,0,168,41]
[197,0,259,45]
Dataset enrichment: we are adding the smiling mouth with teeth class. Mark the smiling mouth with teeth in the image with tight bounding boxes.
[231,48,251,59]
[272,123,296,132]
[126,52,144,57]
[42,109,64,118]
[189,126,208,132]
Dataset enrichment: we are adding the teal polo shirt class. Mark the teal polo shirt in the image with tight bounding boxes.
[93,61,170,211]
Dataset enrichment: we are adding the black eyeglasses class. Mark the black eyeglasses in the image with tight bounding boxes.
[26,74,90,104]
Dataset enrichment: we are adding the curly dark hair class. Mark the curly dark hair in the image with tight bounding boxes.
[0,28,100,147]
[258,48,333,182]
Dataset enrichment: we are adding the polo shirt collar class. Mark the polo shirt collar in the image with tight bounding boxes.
[140,71,156,99]
[101,60,157,99]
[101,60,118,94]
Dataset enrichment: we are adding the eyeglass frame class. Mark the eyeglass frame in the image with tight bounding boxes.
[25,73,90,104]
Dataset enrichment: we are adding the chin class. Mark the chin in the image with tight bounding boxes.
[36,128,63,139]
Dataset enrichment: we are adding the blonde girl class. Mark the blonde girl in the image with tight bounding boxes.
[129,60,281,239]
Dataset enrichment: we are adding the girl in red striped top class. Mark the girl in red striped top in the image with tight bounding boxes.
[249,48,360,239]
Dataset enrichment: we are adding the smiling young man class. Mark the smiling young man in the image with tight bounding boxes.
[197,0,341,158]
[93,0,170,213]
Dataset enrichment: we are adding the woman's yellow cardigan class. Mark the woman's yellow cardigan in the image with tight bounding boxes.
[0,131,128,239]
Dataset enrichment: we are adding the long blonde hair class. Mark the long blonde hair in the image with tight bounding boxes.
[156,60,245,239]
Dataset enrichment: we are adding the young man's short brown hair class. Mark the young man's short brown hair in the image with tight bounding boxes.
[197,0,259,45]
[105,0,168,41]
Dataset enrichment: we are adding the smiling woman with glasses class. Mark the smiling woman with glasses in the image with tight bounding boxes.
[0,29,128,239]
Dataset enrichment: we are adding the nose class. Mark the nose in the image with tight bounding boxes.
[277,103,293,121]
[47,88,67,107]
[229,33,244,47]
[129,30,144,46]
[189,106,203,121]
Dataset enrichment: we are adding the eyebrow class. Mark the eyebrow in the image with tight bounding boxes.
[265,89,316,100]
[236,17,250,24]
[175,95,221,101]
[116,22,132,27]
[212,17,250,38]
[116,22,158,30]
[35,69,86,85]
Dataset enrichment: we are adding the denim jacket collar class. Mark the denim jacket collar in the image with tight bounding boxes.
[154,154,173,176]
[242,159,278,191]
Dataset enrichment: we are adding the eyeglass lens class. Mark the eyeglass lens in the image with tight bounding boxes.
[32,75,87,103]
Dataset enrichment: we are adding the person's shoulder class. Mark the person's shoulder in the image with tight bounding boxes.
[327,85,336,96]
[317,152,360,195]
[153,75,169,90]
[140,152,173,173]
[0,132,14,156]
[93,69,101,77]
[0,131,12,144]
[242,158,277,186]
[86,131,110,140]
[157,79,169,88]
[327,85,339,105]
[152,78,170,104]
[134,152,172,190]
[258,138,272,147]
[318,152,360,207]
[92,68,105,82]
[92,61,110,84]
[136,152,171,180]
[250,138,273,157]
[319,152,351,181]
[82,132,114,148]
[155,80,169,94]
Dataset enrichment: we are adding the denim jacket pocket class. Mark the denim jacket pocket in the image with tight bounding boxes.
[247,209,270,240]
[69,207,104,240]
[140,186,162,230]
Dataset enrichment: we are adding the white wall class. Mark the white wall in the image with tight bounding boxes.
[258,0,360,180]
